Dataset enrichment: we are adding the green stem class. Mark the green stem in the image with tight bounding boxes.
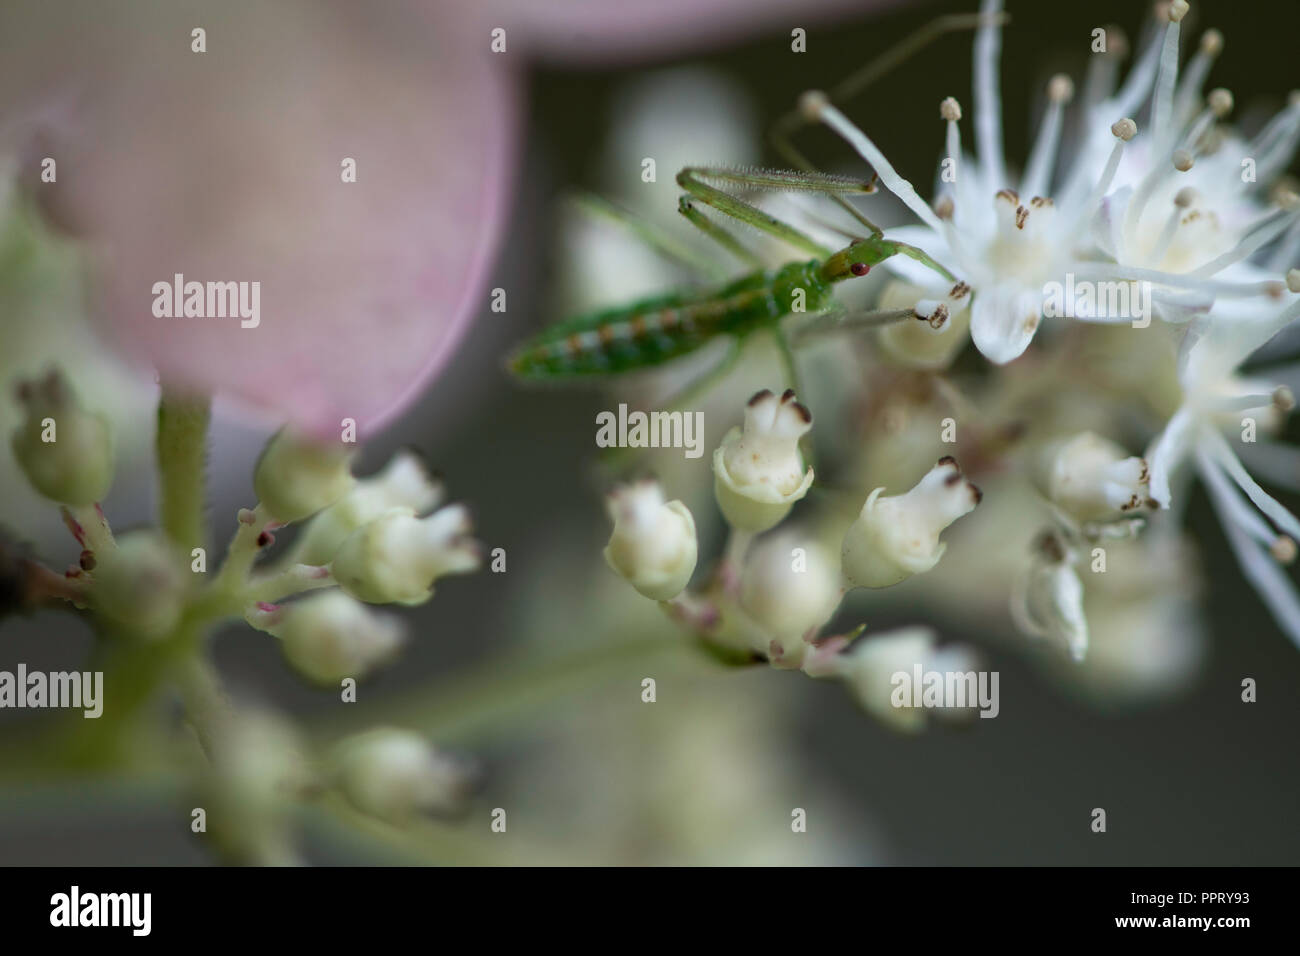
[156,388,211,554]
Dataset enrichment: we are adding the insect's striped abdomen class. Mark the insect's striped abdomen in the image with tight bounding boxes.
[508,275,782,380]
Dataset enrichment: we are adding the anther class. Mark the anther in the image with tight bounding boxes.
[1112,118,1138,141]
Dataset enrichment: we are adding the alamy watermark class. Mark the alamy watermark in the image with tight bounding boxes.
[890,664,1000,719]
[1042,273,1153,328]
[0,664,102,718]
[152,273,261,328]
[595,403,704,459]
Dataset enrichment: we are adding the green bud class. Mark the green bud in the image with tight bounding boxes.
[253,428,356,523]
[92,531,187,640]
[10,369,113,505]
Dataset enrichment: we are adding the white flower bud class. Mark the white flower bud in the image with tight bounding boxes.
[713,389,814,532]
[603,480,697,601]
[1034,431,1151,523]
[332,504,481,606]
[293,450,443,566]
[253,428,356,523]
[10,369,113,505]
[275,590,405,684]
[332,728,474,824]
[92,531,187,640]
[738,535,840,667]
[835,628,981,732]
[1012,532,1089,661]
[841,457,981,589]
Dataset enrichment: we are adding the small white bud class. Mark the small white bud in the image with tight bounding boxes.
[603,480,697,601]
[841,458,980,589]
[332,505,481,606]
[275,591,405,684]
[1012,533,1089,661]
[293,450,443,566]
[738,535,841,667]
[713,389,814,532]
[1034,432,1150,522]
[834,628,980,732]
[331,728,474,824]
[253,428,356,523]
[11,369,113,505]
[93,531,187,640]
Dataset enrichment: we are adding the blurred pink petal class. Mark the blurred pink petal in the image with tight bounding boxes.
[2,0,514,437]
[482,0,898,63]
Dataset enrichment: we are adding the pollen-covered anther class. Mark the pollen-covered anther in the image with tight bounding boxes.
[1200,28,1223,56]
[913,301,950,330]
[1015,205,1029,229]
[1111,118,1138,141]
[840,457,981,590]
[1167,0,1190,23]
[1273,386,1296,412]
[1275,188,1300,212]
[1287,269,1300,294]
[1173,149,1195,172]
[1272,535,1298,565]
[797,89,830,123]
[1207,88,1234,118]
[1048,74,1074,104]
[939,96,962,122]
[1174,187,1199,208]
[933,195,956,220]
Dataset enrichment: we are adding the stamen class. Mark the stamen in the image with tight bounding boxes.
[814,103,947,234]
[1173,29,1224,121]
[1021,75,1073,199]
[1190,204,1300,278]
[1150,0,1189,152]
[973,0,1007,192]
[1206,428,1300,541]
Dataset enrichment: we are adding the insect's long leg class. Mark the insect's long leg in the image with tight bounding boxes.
[676,166,879,259]
[571,192,729,283]
[768,11,1008,236]
[791,308,915,346]
[677,196,765,269]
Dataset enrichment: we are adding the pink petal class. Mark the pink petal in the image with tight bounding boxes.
[3,1,514,437]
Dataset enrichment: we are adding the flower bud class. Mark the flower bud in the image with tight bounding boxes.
[275,590,405,684]
[253,428,356,523]
[92,530,187,640]
[1012,531,1089,661]
[332,505,481,606]
[713,389,814,532]
[1033,431,1150,523]
[738,534,840,667]
[293,450,442,566]
[331,728,474,824]
[10,369,113,505]
[841,457,981,589]
[835,627,981,732]
[603,480,697,601]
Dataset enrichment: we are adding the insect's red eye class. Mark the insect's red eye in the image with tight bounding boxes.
[849,262,870,276]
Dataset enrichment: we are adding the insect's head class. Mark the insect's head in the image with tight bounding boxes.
[821,236,892,283]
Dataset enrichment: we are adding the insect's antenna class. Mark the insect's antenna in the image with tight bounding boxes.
[768,11,1010,235]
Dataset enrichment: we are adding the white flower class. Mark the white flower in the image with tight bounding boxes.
[1011,531,1089,661]
[713,388,814,532]
[254,428,356,524]
[738,533,841,668]
[803,0,1300,364]
[1146,276,1300,645]
[10,368,113,506]
[331,728,473,824]
[603,479,697,601]
[1033,431,1151,524]
[829,628,982,732]
[332,504,481,606]
[841,457,981,589]
[291,449,443,566]
[271,590,405,685]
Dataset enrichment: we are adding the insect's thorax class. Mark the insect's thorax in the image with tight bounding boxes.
[771,260,833,317]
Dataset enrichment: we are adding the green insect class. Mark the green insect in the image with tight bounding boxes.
[506,13,998,403]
